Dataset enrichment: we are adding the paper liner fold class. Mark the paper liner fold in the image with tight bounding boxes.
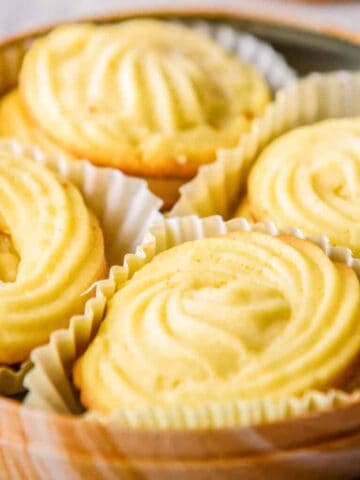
[0,139,162,396]
[0,361,31,396]
[171,71,360,218]
[24,215,360,429]
[89,389,360,430]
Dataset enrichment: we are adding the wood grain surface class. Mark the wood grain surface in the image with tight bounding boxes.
[0,11,360,480]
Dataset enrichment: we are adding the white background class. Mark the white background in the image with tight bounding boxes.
[1,0,360,39]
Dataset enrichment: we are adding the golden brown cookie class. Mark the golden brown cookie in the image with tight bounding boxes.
[0,142,106,364]
[20,20,270,182]
[247,118,360,255]
[74,231,360,414]
[0,89,74,158]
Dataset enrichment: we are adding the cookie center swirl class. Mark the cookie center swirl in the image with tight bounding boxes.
[248,119,360,254]
[113,49,220,133]
[75,232,360,413]
[130,273,290,385]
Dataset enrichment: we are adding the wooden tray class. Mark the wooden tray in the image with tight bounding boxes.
[1,10,360,480]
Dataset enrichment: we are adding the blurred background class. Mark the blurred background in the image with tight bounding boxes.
[1,0,360,39]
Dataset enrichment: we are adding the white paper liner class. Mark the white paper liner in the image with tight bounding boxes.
[90,389,360,430]
[0,139,162,396]
[175,19,297,92]
[24,214,360,429]
[171,71,360,218]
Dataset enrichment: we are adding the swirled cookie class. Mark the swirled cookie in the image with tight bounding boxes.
[19,20,269,186]
[0,90,73,158]
[0,90,180,209]
[74,232,360,414]
[0,143,106,364]
[246,119,360,255]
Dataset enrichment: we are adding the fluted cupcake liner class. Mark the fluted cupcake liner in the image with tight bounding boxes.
[90,389,360,430]
[24,214,360,430]
[0,139,162,396]
[171,71,360,218]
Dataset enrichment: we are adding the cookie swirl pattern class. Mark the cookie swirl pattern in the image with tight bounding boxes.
[0,143,106,364]
[20,21,269,178]
[0,90,74,158]
[74,232,360,413]
[247,119,360,255]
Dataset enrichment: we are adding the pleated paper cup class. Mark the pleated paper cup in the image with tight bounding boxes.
[0,139,162,396]
[171,71,360,218]
[24,214,360,430]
